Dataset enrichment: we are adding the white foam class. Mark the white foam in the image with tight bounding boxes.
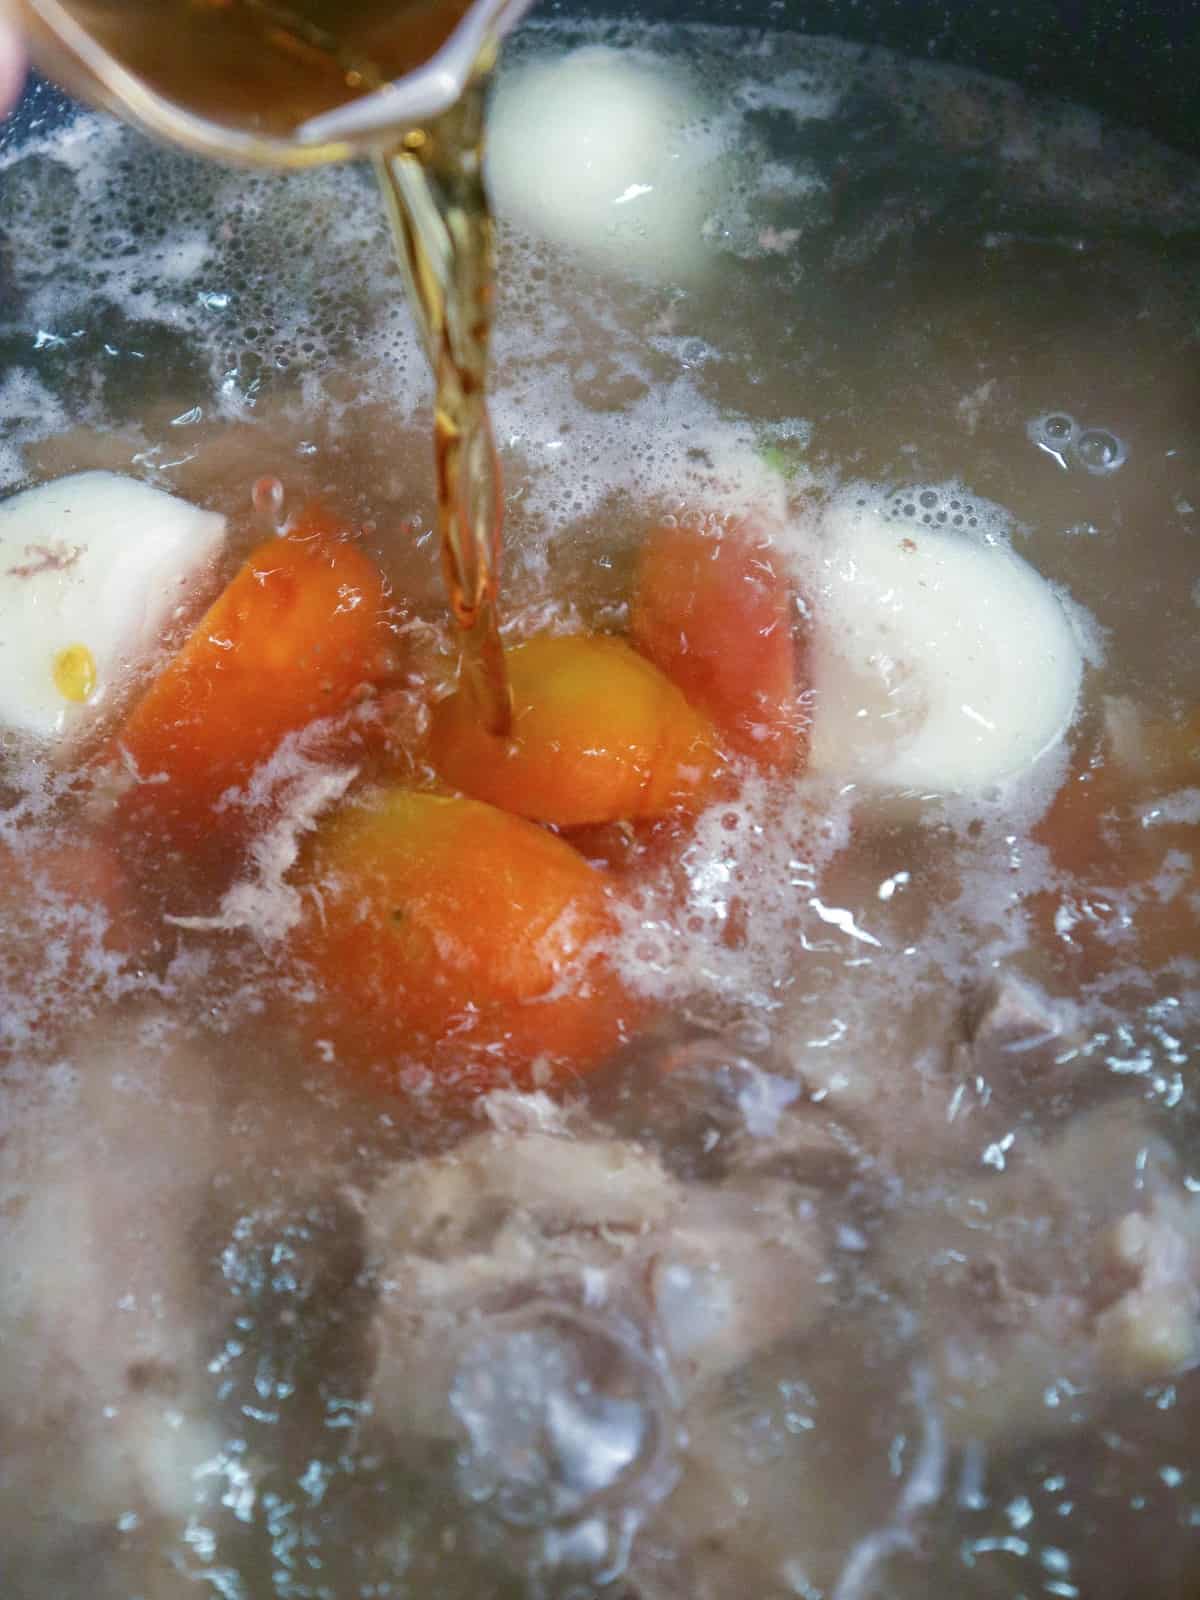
[0,370,69,493]
[611,772,856,1010]
[166,734,359,943]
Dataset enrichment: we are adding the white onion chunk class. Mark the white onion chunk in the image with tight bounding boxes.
[0,471,226,745]
[803,500,1083,793]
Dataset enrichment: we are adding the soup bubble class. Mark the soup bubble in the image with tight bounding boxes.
[1027,411,1079,467]
[1075,426,1128,475]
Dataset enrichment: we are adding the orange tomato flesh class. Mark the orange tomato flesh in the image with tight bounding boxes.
[115,515,388,845]
[630,518,806,772]
[1029,705,1200,976]
[1034,706,1200,882]
[2,837,140,964]
[429,633,723,827]
[290,789,635,1097]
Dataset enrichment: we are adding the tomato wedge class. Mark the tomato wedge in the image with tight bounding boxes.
[630,517,807,772]
[290,789,638,1098]
[429,633,722,827]
[116,509,389,847]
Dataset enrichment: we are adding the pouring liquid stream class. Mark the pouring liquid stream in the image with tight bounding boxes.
[374,66,513,735]
[23,0,514,733]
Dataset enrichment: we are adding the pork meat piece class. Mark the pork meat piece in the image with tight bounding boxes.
[355,1103,836,1590]
[880,1100,1200,1445]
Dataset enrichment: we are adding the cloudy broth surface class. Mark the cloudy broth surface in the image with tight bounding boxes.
[0,19,1198,1600]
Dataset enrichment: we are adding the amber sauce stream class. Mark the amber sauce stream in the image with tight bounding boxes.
[53,0,514,731]
[373,66,512,734]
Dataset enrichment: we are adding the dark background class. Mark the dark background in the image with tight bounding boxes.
[541,0,1200,156]
[6,1,1200,156]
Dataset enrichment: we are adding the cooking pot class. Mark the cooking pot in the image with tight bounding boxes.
[0,7,1197,1600]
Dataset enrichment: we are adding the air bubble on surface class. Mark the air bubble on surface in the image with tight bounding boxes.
[1026,415,1127,476]
[1042,414,1076,443]
[1075,427,1128,476]
[1027,412,1079,470]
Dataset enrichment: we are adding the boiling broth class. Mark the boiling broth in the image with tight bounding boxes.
[0,20,1198,1600]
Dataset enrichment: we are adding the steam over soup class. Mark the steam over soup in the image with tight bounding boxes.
[0,19,1198,1600]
